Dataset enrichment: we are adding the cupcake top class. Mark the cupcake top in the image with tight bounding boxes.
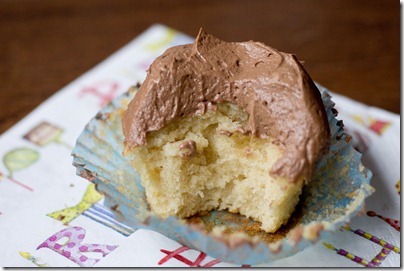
[122,28,330,182]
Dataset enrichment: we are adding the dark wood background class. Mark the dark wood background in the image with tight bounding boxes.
[0,0,400,134]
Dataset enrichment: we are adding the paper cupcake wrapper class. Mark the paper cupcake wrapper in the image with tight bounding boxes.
[72,84,374,265]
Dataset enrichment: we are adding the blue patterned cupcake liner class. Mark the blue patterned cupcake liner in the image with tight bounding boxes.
[72,84,374,265]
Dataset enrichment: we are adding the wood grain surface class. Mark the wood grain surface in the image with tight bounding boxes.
[0,0,400,135]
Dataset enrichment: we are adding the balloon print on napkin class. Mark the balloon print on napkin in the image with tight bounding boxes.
[1,147,40,191]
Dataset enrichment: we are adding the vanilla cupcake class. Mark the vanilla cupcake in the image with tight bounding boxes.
[121,29,330,233]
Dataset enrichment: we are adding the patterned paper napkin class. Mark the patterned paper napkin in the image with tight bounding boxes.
[0,24,399,268]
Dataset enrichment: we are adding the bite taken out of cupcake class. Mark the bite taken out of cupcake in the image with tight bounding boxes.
[122,28,330,233]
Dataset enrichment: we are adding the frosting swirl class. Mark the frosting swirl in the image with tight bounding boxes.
[122,29,330,182]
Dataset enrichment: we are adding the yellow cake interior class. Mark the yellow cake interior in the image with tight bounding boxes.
[124,102,305,233]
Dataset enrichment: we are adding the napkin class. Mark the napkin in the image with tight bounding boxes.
[0,24,399,267]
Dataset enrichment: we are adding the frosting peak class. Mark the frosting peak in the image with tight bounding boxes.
[122,28,330,182]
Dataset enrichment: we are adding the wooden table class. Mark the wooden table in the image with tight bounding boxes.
[0,0,400,134]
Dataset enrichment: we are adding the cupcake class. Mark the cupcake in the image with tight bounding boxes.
[72,28,373,264]
[121,29,330,233]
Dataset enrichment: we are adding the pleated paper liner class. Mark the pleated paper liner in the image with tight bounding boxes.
[72,84,374,265]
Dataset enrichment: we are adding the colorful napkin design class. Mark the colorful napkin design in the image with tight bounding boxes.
[0,24,399,267]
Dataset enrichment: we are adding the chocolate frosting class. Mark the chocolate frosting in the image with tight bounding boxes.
[122,28,330,182]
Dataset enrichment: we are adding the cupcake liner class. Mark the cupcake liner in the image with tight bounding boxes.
[72,84,374,265]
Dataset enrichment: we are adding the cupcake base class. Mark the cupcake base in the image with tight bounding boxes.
[72,84,374,265]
